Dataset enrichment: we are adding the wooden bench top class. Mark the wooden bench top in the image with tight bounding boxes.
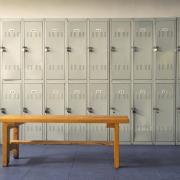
[0,115,129,124]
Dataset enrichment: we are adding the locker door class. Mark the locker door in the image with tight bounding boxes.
[110,21,131,79]
[133,21,153,80]
[178,20,180,80]
[68,21,87,79]
[89,20,108,79]
[1,83,21,114]
[24,21,43,80]
[1,21,21,80]
[133,84,152,142]
[45,21,65,80]
[155,20,176,80]
[24,84,43,140]
[155,84,175,142]
[46,83,65,140]
[89,83,108,140]
[110,83,131,142]
[67,84,86,140]
[176,83,180,142]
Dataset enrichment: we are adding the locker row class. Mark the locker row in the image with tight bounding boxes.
[0,18,179,81]
[0,82,179,144]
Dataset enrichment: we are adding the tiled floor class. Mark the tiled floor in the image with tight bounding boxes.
[0,145,180,180]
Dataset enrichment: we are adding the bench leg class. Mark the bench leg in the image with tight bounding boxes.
[2,123,10,167]
[114,123,119,169]
[12,126,19,159]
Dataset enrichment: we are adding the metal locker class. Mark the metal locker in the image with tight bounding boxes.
[68,20,87,79]
[24,83,43,140]
[67,83,87,140]
[155,19,176,80]
[88,83,108,140]
[46,83,65,140]
[24,21,43,80]
[1,21,21,80]
[45,21,65,80]
[155,83,175,142]
[110,20,131,80]
[133,20,153,80]
[133,84,152,142]
[176,82,180,142]
[89,20,108,80]
[110,83,131,142]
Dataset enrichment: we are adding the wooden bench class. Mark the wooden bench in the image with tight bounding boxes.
[0,115,129,168]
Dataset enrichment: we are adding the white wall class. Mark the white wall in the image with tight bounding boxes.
[0,0,180,18]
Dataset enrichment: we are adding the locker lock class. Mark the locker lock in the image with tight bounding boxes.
[23,107,28,113]
[110,107,116,111]
[131,107,136,114]
[153,46,160,52]
[88,47,94,52]
[0,108,6,114]
[132,46,138,52]
[153,107,159,113]
[66,47,72,52]
[0,46,6,52]
[87,107,93,113]
[177,107,180,112]
[111,46,116,52]
[177,46,180,52]
[22,46,28,52]
[45,46,50,52]
[45,107,50,114]
[66,107,71,114]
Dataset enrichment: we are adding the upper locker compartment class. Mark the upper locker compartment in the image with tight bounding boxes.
[110,20,131,80]
[155,19,176,80]
[89,19,108,80]
[68,20,87,80]
[1,21,21,80]
[133,20,153,80]
[45,20,65,80]
[24,21,43,80]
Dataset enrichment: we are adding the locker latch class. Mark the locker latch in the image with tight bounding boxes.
[177,46,180,52]
[153,107,159,113]
[131,107,136,114]
[0,108,6,114]
[0,46,6,52]
[45,107,50,114]
[66,47,72,52]
[45,46,50,52]
[22,46,28,52]
[23,107,28,113]
[132,46,138,52]
[153,46,160,52]
[66,107,71,114]
[110,107,116,114]
[87,107,93,113]
[88,47,94,52]
[177,107,180,112]
[111,46,116,52]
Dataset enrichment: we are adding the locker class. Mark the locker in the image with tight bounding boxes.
[176,83,180,142]
[155,83,175,142]
[133,84,152,142]
[110,20,131,79]
[133,20,153,80]
[155,19,176,80]
[1,21,21,80]
[110,83,131,142]
[177,19,180,80]
[45,21,65,80]
[89,20,108,80]
[46,83,65,140]
[68,20,87,79]
[24,84,43,140]
[24,21,43,80]
[67,83,87,140]
[88,83,108,140]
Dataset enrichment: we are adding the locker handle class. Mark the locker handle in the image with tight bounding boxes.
[45,47,50,52]
[153,46,160,52]
[88,47,94,52]
[0,46,6,52]
[131,107,136,114]
[0,108,6,114]
[110,107,116,111]
[66,47,71,52]
[87,107,93,113]
[132,46,138,52]
[45,107,50,114]
[23,107,28,113]
[22,46,28,52]
[153,107,159,113]
[177,107,180,111]
[111,46,116,52]
[66,107,71,114]
[177,46,180,52]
